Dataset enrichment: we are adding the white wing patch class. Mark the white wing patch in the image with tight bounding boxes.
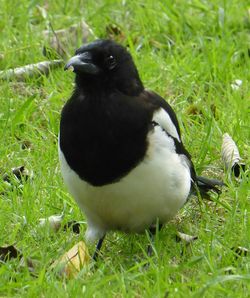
[152,108,181,142]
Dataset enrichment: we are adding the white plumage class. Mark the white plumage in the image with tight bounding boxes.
[59,108,191,242]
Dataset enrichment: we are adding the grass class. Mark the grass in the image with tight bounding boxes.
[0,0,249,297]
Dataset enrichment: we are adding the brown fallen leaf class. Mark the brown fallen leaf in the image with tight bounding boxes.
[51,241,90,278]
[43,21,94,58]
[0,60,63,81]
[221,133,246,177]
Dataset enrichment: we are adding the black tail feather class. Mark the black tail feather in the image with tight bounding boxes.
[194,176,225,195]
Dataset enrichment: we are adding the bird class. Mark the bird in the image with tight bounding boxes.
[59,39,223,259]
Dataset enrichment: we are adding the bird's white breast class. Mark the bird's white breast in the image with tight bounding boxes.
[59,126,191,242]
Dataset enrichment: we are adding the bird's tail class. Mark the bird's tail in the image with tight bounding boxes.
[194,176,225,195]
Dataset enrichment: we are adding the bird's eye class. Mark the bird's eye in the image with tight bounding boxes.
[106,55,117,70]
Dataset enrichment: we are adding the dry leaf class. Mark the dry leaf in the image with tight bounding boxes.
[221,133,245,177]
[39,214,64,232]
[176,232,198,244]
[0,60,63,81]
[63,220,82,234]
[43,21,94,58]
[2,165,30,183]
[51,241,90,278]
[0,245,21,261]
[0,244,36,273]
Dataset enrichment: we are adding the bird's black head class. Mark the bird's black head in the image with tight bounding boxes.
[65,39,144,95]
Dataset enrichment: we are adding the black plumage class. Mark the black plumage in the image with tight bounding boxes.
[59,39,223,258]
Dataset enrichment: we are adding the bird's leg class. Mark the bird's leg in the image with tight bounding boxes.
[92,235,106,261]
[147,223,163,257]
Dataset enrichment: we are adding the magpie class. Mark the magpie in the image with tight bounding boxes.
[59,39,223,259]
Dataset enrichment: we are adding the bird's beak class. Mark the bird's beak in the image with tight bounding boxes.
[64,53,100,74]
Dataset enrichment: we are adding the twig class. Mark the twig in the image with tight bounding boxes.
[0,60,63,81]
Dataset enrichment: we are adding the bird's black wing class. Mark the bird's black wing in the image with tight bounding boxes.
[143,89,196,178]
[143,90,224,194]
[144,90,182,138]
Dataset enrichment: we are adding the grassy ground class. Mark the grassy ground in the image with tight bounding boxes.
[0,0,249,297]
